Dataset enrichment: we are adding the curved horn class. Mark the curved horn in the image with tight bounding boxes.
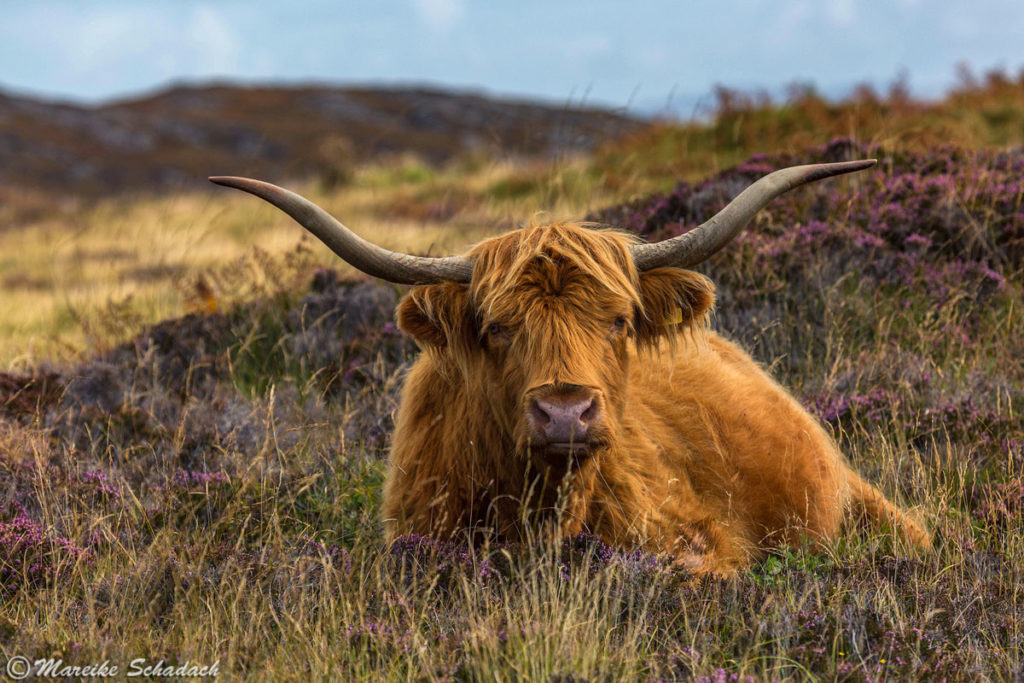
[209,176,475,284]
[629,159,877,270]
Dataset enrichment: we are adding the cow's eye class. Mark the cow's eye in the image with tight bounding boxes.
[488,323,504,336]
[613,316,627,329]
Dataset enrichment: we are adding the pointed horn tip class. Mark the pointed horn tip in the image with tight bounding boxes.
[819,158,877,173]
[208,176,289,202]
[799,158,878,183]
[849,158,877,170]
[209,175,261,190]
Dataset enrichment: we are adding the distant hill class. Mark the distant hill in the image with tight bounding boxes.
[0,84,643,218]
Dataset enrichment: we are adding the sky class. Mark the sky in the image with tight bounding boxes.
[1,0,1022,115]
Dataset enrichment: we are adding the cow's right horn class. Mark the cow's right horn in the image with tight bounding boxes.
[629,159,876,270]
[209,176,475,285]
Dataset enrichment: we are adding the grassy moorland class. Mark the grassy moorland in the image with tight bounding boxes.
[1,73,1023,680]
[0,153,630,367]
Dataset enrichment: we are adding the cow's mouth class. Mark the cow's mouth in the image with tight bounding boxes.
[544,442,590,454]
[529,439,605,460]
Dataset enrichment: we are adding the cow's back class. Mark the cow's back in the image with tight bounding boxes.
[628,332,851,549]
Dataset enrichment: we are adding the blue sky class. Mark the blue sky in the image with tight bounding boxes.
[2,1,1022,114]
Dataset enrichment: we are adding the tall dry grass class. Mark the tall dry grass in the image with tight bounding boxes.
[1,72,1023,679]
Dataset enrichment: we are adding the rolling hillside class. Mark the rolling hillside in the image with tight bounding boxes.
[0,83,641,220]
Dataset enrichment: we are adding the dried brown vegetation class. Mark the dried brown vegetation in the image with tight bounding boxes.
[1,74,1023,679]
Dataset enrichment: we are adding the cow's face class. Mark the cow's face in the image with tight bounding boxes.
[397,223,714,463]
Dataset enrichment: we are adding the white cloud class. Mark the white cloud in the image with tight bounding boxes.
[765,1,812,49]
[562,35,612,61]
[0,3,250,99]
[1,0,1021,106]
[185,5,242,74]
[824,0,856,26]
[409,0,464,32]
[62,7,168,73]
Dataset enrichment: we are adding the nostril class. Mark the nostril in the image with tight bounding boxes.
[579,398,597,424]
[530,399,551,426]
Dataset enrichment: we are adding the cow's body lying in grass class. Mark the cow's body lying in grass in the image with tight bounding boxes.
[211,160,930,574]
[383,222,929,572]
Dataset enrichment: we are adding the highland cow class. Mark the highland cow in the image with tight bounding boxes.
[211,159,930,574]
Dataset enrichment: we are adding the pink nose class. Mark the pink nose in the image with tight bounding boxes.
[529,391,599,444]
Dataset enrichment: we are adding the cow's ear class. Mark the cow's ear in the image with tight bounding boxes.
[635,268,715,343]
[396,283,475,348]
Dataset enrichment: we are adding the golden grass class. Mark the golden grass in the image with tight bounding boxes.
[7,69,1024,369]
[3,77,1024,679]
[2,155,625,369]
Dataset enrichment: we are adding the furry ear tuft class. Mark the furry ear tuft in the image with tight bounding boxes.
[396,283,474,348]
[634,268,715,344]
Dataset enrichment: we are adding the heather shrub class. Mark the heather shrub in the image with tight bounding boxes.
[0,511,90,595]
[594,140,1023,458]
[1,137,1022,679]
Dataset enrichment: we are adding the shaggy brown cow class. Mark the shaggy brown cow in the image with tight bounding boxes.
[211,160,930,574]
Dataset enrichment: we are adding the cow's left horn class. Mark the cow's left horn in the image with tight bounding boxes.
[209,176,475,284]
[629,159,876,270]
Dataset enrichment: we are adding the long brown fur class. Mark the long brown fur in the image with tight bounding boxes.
[384,221,930,574]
